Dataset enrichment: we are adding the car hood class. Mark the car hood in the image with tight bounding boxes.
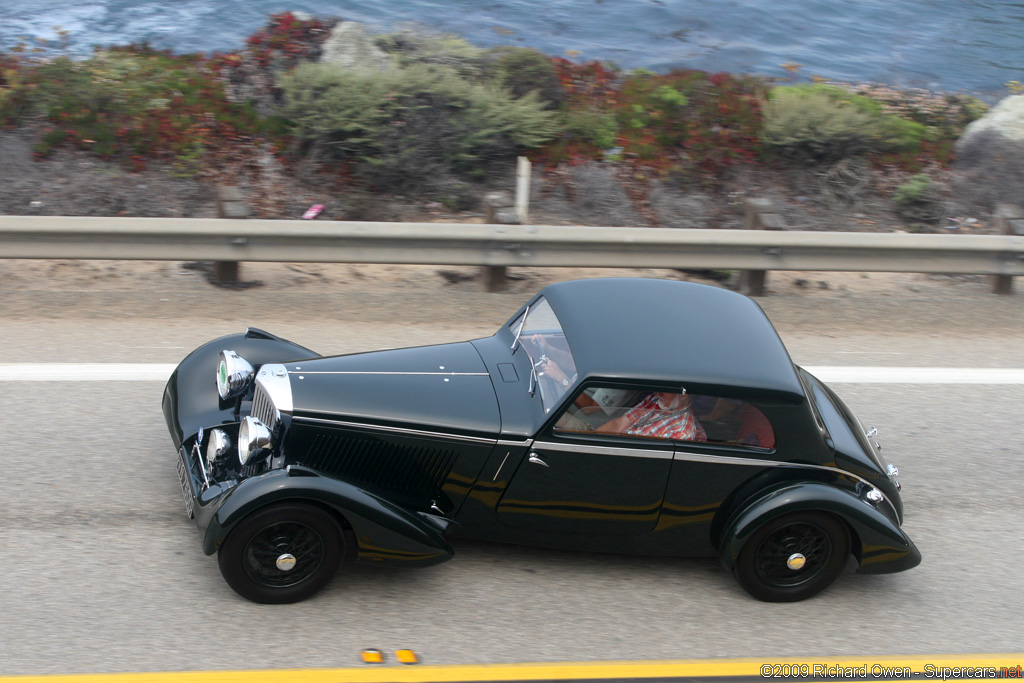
[281,342,501,436]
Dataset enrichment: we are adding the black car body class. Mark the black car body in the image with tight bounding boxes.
[164,278,920,603]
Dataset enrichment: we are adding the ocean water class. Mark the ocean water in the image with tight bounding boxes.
[3,0,1023,94]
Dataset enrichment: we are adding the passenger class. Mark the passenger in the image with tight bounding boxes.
[595,390,707,441]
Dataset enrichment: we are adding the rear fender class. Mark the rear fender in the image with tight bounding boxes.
[718,482,921,575]
[163,328,318,449]
[203,467,454,567]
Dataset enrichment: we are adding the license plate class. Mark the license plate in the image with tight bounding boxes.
[176,451,195,519]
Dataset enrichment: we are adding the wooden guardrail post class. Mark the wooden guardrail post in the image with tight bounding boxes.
[482,192,520,292]
[214,186,251,283]
[738,198,787,296]
[992,203,1024,294]
[515,156,532,224]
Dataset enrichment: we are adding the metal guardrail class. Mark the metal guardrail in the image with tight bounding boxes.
[2,215,1023,293]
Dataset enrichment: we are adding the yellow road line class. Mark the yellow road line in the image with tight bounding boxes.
[2,654,1022,683]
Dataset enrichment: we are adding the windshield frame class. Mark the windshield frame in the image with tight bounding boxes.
[508,297,578,412]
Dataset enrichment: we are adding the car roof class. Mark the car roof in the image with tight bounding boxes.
[540,278,804,397]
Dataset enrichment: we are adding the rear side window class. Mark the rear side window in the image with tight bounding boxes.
[690,394,775,449]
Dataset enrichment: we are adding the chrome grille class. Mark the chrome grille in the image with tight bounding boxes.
[176,449,195,519]
[251,382,277,427]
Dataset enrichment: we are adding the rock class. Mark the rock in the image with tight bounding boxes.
[958,95,1024,148]
[495,207,521,224]
[319,22,392,72]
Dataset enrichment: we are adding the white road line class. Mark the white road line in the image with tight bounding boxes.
[803,366,1024,384]
[0,364,1023,384]
[0,363,177,381]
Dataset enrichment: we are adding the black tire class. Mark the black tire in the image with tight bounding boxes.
[732,511,850,602]
[218,502,344,604]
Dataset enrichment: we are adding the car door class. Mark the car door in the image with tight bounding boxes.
[659,394,784,553]
[494,385,676,536]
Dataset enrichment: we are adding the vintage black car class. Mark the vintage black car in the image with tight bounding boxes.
[164,278,920,604]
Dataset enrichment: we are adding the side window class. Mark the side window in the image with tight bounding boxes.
[554,386,776,449]
[554,387,706,442]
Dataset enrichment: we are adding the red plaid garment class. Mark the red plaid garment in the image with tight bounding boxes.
[622,394,706,441]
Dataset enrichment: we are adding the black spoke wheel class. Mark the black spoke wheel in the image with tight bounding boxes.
[732,512,849,602]
[218,503,344,604]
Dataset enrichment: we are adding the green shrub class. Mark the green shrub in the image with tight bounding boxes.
[761,89,879,162]
[609,69,762,178]
[564,109,619,150]
[894,173,933,205]
[893,173,942,222]
[1,53,34,127]
[484,47,564,108]
[376,31,485,79]
[772,84,883,116]
[7,47,262,167]
[280,62,561,190]
[878,115,930,153]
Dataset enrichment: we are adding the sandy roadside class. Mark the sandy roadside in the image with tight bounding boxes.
[2,257,1021,329]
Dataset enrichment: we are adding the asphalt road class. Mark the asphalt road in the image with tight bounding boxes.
[1,265,1022,676]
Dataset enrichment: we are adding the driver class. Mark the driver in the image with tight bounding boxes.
[528,333,577,389]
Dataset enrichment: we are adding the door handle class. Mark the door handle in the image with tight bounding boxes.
[527,452,549,468]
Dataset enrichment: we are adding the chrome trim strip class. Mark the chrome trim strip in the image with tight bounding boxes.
[538,439,898,518]
[492,452,511,481]
[674,449,900,519]
[511,304,530,351]
[191,441,211,490]
[675,449,871,484]
[532,440,674,460]
[292,416,497,445]
[288,371,489,377]
[496,438,533,448]
[672,450,787,468]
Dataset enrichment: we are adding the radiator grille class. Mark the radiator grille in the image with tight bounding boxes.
[251,382,277,427]
[296,432,458,496]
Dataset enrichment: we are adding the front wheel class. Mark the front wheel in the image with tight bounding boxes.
[732,512,849,602]
[218,502,344,604]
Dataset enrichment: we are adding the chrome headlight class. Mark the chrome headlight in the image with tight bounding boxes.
[238,416,273,466]
[217,350,254,400]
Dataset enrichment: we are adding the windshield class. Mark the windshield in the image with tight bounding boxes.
[509,297,578,412]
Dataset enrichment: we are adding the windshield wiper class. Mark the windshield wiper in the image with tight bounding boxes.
[510,305,530,354]
[528,361,538,397]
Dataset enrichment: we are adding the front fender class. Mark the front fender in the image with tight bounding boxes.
[718,482,921,575]
[203,467,454,567]
[162,328,318,449]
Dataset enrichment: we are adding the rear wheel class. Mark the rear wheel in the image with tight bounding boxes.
[218,503,343,604]
[732,512,849,602]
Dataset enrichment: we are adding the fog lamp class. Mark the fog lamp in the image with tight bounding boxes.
[206,429,232,467]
